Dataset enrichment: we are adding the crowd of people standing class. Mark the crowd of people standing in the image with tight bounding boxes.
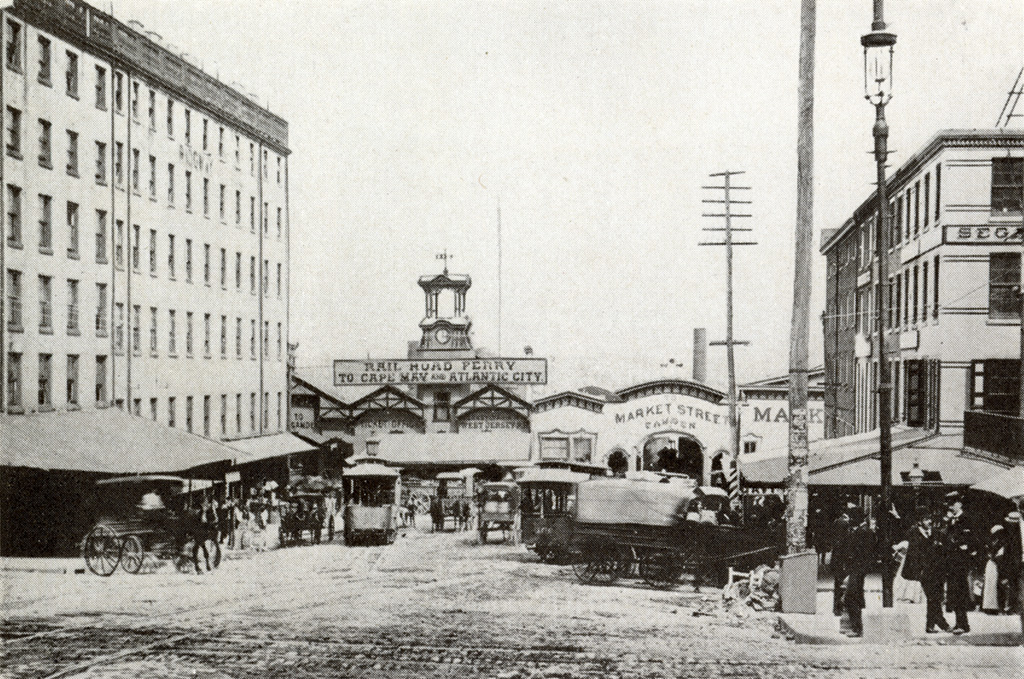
[830,491,1022,637]
[429,496,475,532]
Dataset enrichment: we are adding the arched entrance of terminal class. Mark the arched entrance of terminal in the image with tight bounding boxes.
[642,433,703,481]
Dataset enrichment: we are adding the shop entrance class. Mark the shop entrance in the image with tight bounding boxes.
[642,434,703,482]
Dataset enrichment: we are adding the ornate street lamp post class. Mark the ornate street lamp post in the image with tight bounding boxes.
[862,0,897,608]
[907,459,924,516]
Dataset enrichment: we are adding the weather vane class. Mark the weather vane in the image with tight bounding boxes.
[436,249,453,274]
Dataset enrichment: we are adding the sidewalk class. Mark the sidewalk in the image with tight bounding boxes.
[1,556,82,574]
[778,570,1023,646]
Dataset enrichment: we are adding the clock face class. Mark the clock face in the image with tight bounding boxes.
[434,328,451,345]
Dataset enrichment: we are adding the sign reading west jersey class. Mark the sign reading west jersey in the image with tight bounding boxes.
[944,225,1023,244]
[334,358,548,385]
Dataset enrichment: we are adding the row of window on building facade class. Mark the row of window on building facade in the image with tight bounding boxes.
[840,159,1022,269]
[6,272,284,360]
[5,19,284,182]
[6,201,283,293]
[845,253,943,334]
[5,113,284,236]
[6,349,284,434]
[838,250,1021,334]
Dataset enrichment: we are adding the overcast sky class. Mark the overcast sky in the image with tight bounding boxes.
[111,0,1023,389]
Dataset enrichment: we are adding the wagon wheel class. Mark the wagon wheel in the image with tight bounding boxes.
[639,548,682,589]
[83,525,122,576]
[676,541,718,590]
[571,543,620,585]
[412,491,431,515]
[615,545,636,578]
[120,535,145,574]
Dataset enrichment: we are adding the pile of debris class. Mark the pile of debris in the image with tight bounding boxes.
[720,564,781,612]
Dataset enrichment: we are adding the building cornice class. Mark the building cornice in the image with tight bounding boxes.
[821,129,1024,254]
[10,0,289,154]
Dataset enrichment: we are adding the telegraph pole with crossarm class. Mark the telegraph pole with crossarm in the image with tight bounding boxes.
[701,171,757,502]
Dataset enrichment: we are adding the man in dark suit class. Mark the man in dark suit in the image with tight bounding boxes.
[902,514,949,633]
[942,492,977,634]
[842,506,876,637]
[830,508,852,617]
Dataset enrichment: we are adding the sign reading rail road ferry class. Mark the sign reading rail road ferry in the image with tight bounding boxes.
[334,358,548,386]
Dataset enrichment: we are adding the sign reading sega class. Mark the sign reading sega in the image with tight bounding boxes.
[944,225,1023,244]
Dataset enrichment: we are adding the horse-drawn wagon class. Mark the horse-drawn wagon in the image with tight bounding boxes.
[552,476,783,588]
[477,481,519,543]
[81,475,220,576]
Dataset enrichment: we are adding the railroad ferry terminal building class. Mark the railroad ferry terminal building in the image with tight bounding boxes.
[290,266,819,487]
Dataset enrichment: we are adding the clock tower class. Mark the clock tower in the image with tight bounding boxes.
[414,256,472,354]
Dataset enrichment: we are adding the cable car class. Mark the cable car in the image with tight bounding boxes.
[341,463,401,546]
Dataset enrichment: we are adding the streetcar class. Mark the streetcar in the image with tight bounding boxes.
[518,466,592,562]
[341,462,401,545]
[81,475,220,576]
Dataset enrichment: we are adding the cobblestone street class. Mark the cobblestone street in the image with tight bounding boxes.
[2,528,1022,678]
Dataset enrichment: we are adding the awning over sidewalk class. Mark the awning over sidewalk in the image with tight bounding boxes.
[376,430,531,466]
[0,409,240,474]
[738,428,1007,487]
[228,432,319,465]
[811,433,1011,486]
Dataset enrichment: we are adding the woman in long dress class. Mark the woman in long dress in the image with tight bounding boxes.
[982,525,1007,613]
[893,520,925,605]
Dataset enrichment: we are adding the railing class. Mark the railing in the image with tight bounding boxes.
[963,410,1024,464]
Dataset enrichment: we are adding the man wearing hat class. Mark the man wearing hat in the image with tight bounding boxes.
[901,513,950,633]
[941,491,977,634]
[829,503,856,617]
[841,506,876,637]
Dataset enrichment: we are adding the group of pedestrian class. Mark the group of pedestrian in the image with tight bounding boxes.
[427,496,475,532]
[831,492,1022,637]
[399,500,418,528]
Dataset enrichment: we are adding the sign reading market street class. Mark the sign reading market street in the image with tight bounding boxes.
[334,358,548,386]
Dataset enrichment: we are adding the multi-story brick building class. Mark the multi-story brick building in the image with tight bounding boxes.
[1,0,290,444]
[822,129,1024,440]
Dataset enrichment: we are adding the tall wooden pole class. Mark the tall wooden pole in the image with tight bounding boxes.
[724,173,740,501]
[702,172,754,497]
[786,0,815,555]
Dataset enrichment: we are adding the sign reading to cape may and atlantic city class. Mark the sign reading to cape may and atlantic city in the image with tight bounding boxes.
[944,225,1023,244]
[334,358,548,386]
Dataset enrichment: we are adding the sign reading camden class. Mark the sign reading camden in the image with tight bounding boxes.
[944,225,1023,244]
[334,358,548,385]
